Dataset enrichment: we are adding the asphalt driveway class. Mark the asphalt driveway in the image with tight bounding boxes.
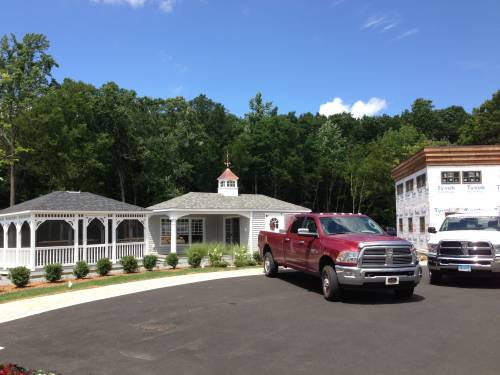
[1,268,500,375]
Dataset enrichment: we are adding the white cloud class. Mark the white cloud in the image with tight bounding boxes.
[91,0,175,13]
[159,0,175,13]
[397,28,419,40]
[319,97,387,118]
[91,0,145,8]
[363,16,386,29]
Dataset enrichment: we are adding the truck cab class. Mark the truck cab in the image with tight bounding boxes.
[427,212,500,283]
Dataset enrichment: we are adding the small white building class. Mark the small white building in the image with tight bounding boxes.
[392,145,500,250]
[146,162,310,255]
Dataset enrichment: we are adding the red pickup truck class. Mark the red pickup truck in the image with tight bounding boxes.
[258,213,422,301]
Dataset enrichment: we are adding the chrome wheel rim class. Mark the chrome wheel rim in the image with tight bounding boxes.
[264,257,270,273]
[322,274,330,295]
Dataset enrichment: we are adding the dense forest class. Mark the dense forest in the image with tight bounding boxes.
[1,34,499,226]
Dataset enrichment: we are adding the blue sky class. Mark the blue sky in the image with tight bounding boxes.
[1,0,499,117]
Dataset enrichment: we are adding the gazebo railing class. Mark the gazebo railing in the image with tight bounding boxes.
[78,244,110,265]
[116,242,144,260]
[35,246,74,267]
[2,248,31,269]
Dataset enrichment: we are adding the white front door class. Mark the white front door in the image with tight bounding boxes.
[225,217,240,245]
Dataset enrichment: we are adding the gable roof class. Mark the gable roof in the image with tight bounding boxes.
[217,168,239,180]
[148,192,310,212]
[0,191,148,216]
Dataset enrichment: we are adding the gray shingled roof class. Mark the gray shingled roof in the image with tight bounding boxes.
[148,192,310,212]
[0,191,148,215]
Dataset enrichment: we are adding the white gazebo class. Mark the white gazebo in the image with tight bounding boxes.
[0,191,150,273]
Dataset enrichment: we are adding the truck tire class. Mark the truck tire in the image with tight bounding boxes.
[394,287,414,299]
[264,252,278,277]
[321,265,342,301]
[429,270,442,285]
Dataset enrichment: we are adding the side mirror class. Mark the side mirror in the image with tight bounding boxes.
[297,228,318,237]
[428,227,437,234]
[385,227,397,236]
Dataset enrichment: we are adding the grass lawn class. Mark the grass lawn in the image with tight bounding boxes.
[0,266,259,304]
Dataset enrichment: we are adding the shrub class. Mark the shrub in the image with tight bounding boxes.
[187,250,203,268]
[143,254,158,271]
[96,257,112,276]
[187,243,210,258]
[252,251,263,264]
[166,253,179,269]
[8,266,31,288]
[234,246,251,267]
[208,245,225,267]
[44,263,63,283]
[120,256,138,273]
[73,261,89,279]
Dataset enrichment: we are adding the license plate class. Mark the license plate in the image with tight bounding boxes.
[386,276,399,285]
[458,264,472,272]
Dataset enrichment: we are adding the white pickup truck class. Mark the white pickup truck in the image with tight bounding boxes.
[427,212,500,284]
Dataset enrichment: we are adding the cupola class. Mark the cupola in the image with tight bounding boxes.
[217,153,239,197]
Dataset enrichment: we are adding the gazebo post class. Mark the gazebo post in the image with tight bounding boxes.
[112,214,117,264]
[2,224,7,270]
[29,218,36,271]
[15,221,21,266]
[83,217,88,262]
[105,217,109,259]
[74,215,79,265]
[144,215,149,255]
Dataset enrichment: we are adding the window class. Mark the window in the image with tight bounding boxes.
[220,181,225,188]
[160,218,204,246]
[405,179,414,192]
[396,183,404,195]
[441,171,460,184]
[302,218,318,234]
[398,218,403,233]
[462,171,481,184]
[320,216,384,235]
[408,217,413,232]
[227,180,236,187]
[416,173,427,188]
[419,216,426,233]
[290,218,305,233]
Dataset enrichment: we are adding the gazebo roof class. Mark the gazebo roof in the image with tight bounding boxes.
[217,168,239,180]
[0,191,148,216]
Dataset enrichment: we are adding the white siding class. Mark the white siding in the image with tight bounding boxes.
[251,212,266,251]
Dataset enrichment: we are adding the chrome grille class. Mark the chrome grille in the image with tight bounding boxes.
[438,241,493,257]
[360,246,413,267]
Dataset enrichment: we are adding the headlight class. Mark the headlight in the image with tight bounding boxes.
[494,244,500,255]
[428,243,438,256]
[336,251,358,265]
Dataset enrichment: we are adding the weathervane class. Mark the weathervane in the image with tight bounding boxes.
[224,150,231,168]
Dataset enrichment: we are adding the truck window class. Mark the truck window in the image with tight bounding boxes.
[290,218,305,234]
[303,218,318,233]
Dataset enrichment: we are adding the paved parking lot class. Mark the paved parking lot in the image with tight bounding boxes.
[1,268,500,375]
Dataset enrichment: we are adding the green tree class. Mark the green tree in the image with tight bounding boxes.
[459,90,500,145]
[0,33,57,205]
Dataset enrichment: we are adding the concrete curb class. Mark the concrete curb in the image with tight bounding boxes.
[0,268,263,324]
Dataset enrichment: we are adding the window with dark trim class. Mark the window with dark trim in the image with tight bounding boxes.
[398,218,403,233]
[419,216,425,233]
[405,179,414,192]
[462,171,481,184]
[441,171,460,184]
[290,218,305,234]
[408,217,413,232]
[396,183,404,195]
[416,173,427,188]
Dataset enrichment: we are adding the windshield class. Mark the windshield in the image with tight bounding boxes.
[440,216,500,231]
[320,216,384,235]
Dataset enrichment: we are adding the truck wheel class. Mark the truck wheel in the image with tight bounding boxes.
[321,265,342,301]
[264,252,278,277]
[429,270,442,285]
[394,287,414,299]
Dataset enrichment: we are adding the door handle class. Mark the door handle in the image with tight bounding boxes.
[284,238,290,242]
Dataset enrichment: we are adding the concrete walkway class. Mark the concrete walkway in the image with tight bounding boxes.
[0,268,263,324]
